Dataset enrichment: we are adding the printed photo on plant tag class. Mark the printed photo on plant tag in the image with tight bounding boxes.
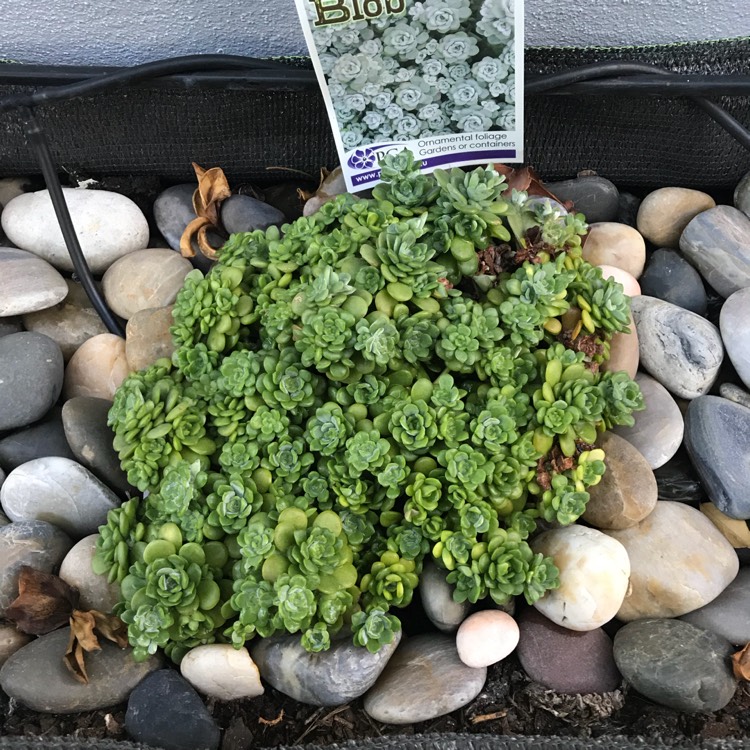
[295,0,524,192]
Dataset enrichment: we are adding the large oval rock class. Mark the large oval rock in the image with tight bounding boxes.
[363,634,486,724]
[543,176,620,223]
[59,534,121,612]
[221,194,286,234]
[62,396,131,496]
[0,408,75,472]
[1,188,149,274]
[613,619,736,713]
[0,520,72,616]
[125,305,176,372]
[581,222,646,278]
[1,457,121,538]
[419,559,470,633]
[251,630,401,706]
[102,248,192,320]
[0,627,162,713]
[681,567,750,645]
[180,644,264,701]
[531,525,630,630]
[684,396,750,519]
[679,205,750,298]
[583,432,657,529]
[0,247,68,316]
[631,295,723,399]
[638,249,707,316]
[23,279,108,361]
[64,333,131,401]
[636,187,715,248]
[720,287,750,390]
[606,501,738,620]
[516,607,621,694]
[613,373,684,470]
[0,332,64,432]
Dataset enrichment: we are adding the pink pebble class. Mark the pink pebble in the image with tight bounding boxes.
[456,610,520,668]
[597,264,641,297]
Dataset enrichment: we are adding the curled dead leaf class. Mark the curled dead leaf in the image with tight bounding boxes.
[6,566,79,635]
[494,164,570,206]
[732,642,750,681]
[64,609,130,685]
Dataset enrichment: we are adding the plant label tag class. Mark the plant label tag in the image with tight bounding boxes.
[294,0,524,192]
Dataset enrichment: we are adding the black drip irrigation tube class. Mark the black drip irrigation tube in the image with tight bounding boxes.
[1,54,750,335]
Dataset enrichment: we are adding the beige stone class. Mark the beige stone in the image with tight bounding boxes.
[456,610,519,668]
[126,305,176,372]
[583,432,657,530]
[23,279,108,361]
[102,248,192,320]
[64,333,132,401]
[583,222,646,278]
[700,502,750,549]
[59,534,121,613]
[606,501,739,621]
[532,525,630,631]
[180,644,264,701]
[0,624,31,667]
[601,310,638,379]
[637,187,715,248]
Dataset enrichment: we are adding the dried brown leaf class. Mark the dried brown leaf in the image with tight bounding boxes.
[493,164,566,203]
[732,642,750,680]
[63,609,129,685]
[6,566,78,635]
[180,216,211,258]
[179,163,232,260]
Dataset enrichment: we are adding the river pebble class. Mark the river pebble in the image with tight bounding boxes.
[58,534,121,613]
[720,287,750,390]
[638,248,707,315]
[545,175,620,223]
[0,408,75,472]
[363,633,486,724]
[613,619,736,713]
[606,501,738,620]
[125,305,176,372]
[180,644,264,701]
[636,187,715,248]
[581,222,646,278]
[0,456,121,538]
[419,559,471,633]
[631,295,723,399]
[251,630,400,707]
[456,610,519,668]
[221,194,286,233]
[0,626,161,713]
[531,525,630,630]
[719,383,750,410]
[1,188,149,274]
[64,333,131,401]
[0,247,68,317]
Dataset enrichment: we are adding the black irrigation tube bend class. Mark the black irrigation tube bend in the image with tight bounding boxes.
[1,55,750,334]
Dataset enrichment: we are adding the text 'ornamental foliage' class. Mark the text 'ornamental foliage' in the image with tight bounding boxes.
[95,152,644,663]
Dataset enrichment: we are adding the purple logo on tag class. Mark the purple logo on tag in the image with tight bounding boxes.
[347,148,378,170]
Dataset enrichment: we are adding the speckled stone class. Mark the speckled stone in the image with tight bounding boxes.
[631,295,723,399]
[613,373,684,470]
[606,501,739,621]
[584,432,658,529]
[363,634,486,724]
[252,630,401,707]
[0,627,162,713]
[636,188,715,248]
[720,287,750,390]
[0,247,68,316]
[685,396,750,519]
[532,525,630,630]
[638,249,707,316]
[613,619,736,713]
[679,205,750,298]
[581,222,646,278]
[516,607,621,694]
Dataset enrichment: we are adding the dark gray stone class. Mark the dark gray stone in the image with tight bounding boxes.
[720,287,750,390]
[251,629,400,707]
[720,383,750,410]
[0,407,76,472]
[617,191,642,228]
[262,182,309,221]
[631,296,723,399]
[0,332,64,432]
[734,170,750,219]
[679,205,750,298]
[685,396,750,519]
[363,633,486,724]
[221,194,285,234]
[152,184,217,273]
[639,249,707,315]
[545,175,620,223]
[0,627,162,713]
[420,559,470,632]
[613,618,736,713]
[682,567,750,645]
[653,448,706,504]
[516,607,621,694]
[125,670,220,750]
[0,318,23,339]
[0,520,72,616]
[62,396,132,496]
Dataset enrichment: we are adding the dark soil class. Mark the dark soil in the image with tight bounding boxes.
[2,656,750,749]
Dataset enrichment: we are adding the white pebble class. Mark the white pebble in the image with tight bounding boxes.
[456,610,519,668]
